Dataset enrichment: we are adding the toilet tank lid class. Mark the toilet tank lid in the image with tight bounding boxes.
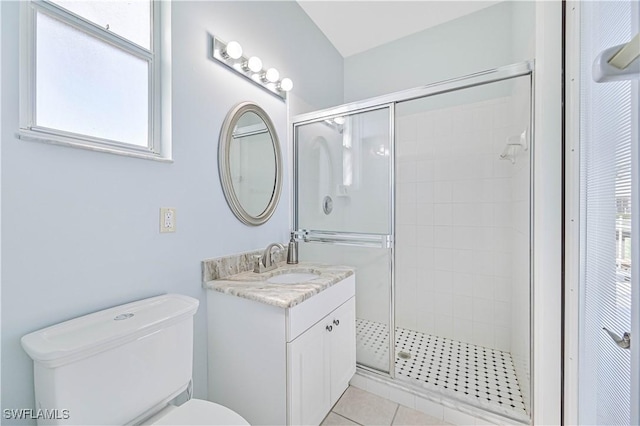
[21,294,199,366]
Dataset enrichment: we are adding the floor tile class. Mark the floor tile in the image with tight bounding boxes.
[392,405,452,425]
[322,412,360,426]
[333,387,399,426]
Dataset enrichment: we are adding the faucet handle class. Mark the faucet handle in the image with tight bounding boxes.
[265,243,285,264]
[252,255,263,273]
[256,243,285,273]
[271,246,285,263]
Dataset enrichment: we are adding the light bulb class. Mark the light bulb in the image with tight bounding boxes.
[279,77,293,92]
[244,56,262,73]
[265,67,279,83]
[224,41,243,59]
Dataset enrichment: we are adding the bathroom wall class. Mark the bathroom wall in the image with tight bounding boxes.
[343,1,535,103]
[394,81,524,352]
[0,1,342,422]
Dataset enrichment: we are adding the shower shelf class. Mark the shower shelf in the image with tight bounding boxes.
[499,130,528,164]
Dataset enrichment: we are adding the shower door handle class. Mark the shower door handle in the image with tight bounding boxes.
[603,327,631,349]
[294,230,393,249]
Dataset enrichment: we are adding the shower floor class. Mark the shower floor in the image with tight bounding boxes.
[356,319,528,420]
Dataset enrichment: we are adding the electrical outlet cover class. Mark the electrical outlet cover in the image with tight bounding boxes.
[160,208,176,233]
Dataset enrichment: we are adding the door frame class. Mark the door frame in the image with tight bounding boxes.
[564,2,581,424]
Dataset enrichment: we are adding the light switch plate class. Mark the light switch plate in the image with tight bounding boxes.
[160,208,176,233]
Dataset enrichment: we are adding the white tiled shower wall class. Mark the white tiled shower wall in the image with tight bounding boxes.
[395,94,527,354]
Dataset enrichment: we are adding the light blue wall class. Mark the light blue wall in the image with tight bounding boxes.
[0,1,342,423]
[344,1,535,102]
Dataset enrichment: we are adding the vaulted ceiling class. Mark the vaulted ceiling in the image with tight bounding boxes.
[297,1,500,57]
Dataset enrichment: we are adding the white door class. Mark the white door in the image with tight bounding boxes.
[287,317,331,426]
[576,1,638,424]
[329,297,356,406]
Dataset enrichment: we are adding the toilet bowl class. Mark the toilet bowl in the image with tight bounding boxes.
[21,294,248,425]
[147,399,248,425]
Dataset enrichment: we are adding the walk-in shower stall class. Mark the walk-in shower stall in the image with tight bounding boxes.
[293,62,533,424]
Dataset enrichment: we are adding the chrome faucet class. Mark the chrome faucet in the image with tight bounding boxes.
[254,243,285,273]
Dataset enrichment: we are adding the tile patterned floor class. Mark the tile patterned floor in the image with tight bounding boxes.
[356,318,390,370]
[323,386,451,426]
[356,319,527,418]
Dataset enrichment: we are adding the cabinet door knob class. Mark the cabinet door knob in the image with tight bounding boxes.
[333,319,340,326]
[326,325,333,332]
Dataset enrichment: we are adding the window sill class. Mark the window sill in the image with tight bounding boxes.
[17,128,173,163]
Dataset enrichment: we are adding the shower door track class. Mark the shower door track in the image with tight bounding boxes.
[292,61,533,125]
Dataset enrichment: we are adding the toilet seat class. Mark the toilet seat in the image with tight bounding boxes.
[151,399,249,425]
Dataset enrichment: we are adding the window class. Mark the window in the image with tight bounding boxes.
[19,0,171,160]
[577,1,636,424]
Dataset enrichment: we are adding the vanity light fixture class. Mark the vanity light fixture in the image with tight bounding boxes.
[243,56,263,73]
[211,35,293,100]
[279,78,294,92]
[263,68,280,83]
[222,41,243,60]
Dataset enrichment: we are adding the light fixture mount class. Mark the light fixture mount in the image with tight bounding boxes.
[211,36,292,100]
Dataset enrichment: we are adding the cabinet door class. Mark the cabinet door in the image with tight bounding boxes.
[329,297,356,405]
[287,318,331,426]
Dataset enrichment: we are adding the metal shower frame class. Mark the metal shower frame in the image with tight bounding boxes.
[291,61,534,419]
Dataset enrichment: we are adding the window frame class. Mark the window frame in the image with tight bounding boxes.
[18,0,172,161]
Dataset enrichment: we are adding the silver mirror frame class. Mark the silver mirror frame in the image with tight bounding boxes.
[218,101,283,226]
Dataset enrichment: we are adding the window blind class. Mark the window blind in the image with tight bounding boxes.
[579,1,634,425]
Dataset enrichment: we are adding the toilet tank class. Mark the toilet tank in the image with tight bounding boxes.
[21,294,199,425]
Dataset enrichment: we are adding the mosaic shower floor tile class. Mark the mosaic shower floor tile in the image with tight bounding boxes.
[356,319,528,419]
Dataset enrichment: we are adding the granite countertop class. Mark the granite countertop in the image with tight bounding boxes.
[203,262,354,309]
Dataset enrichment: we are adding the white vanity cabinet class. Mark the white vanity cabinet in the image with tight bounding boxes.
[206,274,355,426]
[288,297,355,426]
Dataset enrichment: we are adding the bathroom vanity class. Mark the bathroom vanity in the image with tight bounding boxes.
[203,261,355,426]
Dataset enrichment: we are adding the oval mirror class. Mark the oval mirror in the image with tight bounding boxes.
[219,102,282,226]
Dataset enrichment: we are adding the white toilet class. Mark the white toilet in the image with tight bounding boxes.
[21,294,249,425]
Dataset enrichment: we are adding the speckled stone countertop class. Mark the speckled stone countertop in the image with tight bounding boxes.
[203,262,354,309]
[202,247,289,282]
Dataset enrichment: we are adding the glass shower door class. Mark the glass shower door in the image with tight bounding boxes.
[294,106,393,374]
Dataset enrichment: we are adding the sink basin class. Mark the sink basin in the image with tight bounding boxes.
[267,272,320,284]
